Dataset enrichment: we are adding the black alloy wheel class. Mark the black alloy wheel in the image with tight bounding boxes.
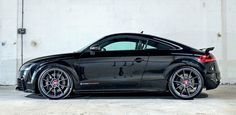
[169,66,204,99]
[38,67,73,99]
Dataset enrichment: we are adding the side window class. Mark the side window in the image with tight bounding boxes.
[146,44,156,49]
[102,41,136,51]
[145,40,174,50]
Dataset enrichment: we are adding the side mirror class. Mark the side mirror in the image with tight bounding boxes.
[90,45,101,51]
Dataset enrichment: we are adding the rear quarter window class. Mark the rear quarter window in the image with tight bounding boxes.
[146,40,176,50]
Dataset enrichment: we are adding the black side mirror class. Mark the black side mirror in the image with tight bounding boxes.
[90,45,101,51]
[90,45,101,55]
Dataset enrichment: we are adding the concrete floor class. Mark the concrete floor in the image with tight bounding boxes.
[0,85,235,115]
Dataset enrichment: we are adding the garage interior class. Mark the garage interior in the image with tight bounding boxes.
[0,0,236,114]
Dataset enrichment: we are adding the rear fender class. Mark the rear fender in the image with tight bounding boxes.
[163,58,206,89]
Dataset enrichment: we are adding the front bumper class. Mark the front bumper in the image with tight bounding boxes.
[16,77,26,91]
[16,77,35,93]
[16,68,35,93]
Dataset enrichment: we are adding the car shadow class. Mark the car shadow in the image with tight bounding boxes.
[25,92,208,100]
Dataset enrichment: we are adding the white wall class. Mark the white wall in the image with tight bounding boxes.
[0,0,17,85]
[0,0,235,85]
[224,0,236,83]
[22,0,222,58]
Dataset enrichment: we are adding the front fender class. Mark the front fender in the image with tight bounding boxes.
[31,61,80,93]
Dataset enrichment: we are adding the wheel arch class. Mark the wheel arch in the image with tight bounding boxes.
[32,61,80,93]
[163,58,206,89]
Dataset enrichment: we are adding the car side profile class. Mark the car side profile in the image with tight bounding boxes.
[16,33,221,99]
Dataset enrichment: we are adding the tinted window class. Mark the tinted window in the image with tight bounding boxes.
[145,40,174,50]
[103,41,136,51]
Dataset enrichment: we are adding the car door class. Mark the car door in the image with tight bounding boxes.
[141,39,176,90]
[78,36,148,90]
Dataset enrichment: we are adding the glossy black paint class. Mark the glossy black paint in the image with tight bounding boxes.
[16,33,221,94]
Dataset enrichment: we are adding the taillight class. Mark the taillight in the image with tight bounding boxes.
[196,54,215,63]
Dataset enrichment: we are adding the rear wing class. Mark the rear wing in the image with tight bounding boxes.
[199,47,214,54]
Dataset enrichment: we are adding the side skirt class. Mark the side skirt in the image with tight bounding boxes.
[74,88,168,94]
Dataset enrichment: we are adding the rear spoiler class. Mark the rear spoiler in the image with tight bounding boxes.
[199,47,214,54]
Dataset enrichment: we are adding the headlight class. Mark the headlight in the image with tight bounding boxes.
[19,63,35,71]
[19,63,36,82]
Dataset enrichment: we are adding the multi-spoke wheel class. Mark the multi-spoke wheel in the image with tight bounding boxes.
[38,67,73,99]
[168,66,204,99]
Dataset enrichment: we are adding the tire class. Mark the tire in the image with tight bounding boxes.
[168,66,204,99]
[38,65,73,99]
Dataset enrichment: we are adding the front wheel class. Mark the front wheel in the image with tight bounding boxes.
[38,66,73,99]
[168,66,204,99]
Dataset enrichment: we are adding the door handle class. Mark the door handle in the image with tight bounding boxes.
[134,57,144,63]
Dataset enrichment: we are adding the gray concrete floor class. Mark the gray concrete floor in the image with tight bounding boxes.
[0,85,236,115]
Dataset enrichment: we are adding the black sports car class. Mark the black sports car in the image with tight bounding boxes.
[16,33,221,99]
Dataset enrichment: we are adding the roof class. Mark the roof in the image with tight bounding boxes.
[101,33,193,50]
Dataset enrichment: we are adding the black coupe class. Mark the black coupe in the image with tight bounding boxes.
[16,33,221,99]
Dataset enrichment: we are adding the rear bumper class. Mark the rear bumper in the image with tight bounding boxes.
[205,72,221,90]
[203,61,221,90]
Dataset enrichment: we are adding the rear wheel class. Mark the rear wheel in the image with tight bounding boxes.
[168,66,204,99]
[38,67,73,99]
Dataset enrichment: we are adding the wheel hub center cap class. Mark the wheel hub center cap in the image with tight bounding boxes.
[183,80,189,86]
[52,80,58,86]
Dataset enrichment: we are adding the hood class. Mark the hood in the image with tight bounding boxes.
[24,52,80,64]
